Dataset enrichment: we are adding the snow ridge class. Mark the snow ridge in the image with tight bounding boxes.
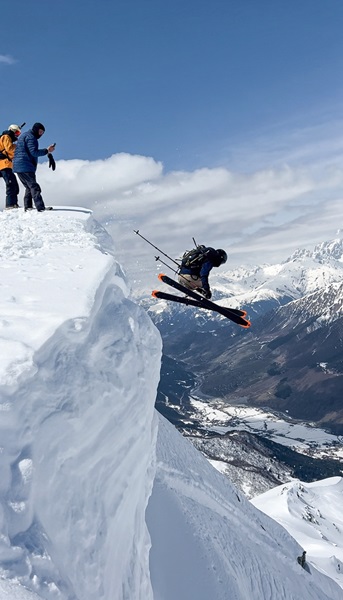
[0,209,161,600]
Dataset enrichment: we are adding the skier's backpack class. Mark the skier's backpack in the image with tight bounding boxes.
[181,245,209,270]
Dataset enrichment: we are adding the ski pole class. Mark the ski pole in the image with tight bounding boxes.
[133,230,181,268]
[154,255,179,275]
[134,230,201,287]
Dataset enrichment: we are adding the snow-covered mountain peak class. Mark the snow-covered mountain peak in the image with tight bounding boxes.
[286,237,343,264]
[313,237,343,262]
[253,477,343,591]
[208,236,343,311]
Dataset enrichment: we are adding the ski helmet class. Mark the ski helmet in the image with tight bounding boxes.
[216,249,227,265]
[8,124,21,137]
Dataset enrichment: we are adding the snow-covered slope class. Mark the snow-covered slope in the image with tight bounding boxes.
[148,415,343,600]
[252,477,343,591]
[0,208,161,600]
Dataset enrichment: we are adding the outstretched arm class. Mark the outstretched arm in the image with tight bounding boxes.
[199,260,213,293]
[26,135,48,159]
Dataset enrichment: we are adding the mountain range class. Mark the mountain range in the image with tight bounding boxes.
[149,237,343,496]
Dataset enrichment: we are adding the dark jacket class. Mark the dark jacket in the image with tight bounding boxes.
[179,247,221,292]
[13,129,48,173]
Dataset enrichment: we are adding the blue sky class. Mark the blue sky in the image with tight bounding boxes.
[2,1,343,288]
[3,0,343,171]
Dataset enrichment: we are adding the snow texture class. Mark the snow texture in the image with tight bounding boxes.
[252,477,343,591]
[0,208,161,599]
[148,415,343,600]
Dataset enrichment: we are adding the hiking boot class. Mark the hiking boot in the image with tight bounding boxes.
[24,207,35,212]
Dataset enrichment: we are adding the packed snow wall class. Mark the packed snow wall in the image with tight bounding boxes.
[0,209,162,600]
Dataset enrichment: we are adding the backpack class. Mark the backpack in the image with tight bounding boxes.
[0,131,16,161]
[181,245,209,270]
[0,134,10,161]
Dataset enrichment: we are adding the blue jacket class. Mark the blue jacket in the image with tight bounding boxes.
[13,130,48,173]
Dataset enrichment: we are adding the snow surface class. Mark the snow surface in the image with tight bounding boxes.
[0,207,342,599]
[252,478,343,591]
[149,415,343,600]
[0,208,161,599]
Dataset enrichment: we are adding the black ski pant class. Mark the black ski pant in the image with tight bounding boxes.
[0,168,19,208]
[17,172,45,211]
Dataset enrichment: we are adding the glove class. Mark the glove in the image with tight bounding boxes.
[201,289,212,299]
[48,153,56,171]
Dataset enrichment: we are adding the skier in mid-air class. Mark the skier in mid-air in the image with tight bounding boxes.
[178,246,227,299]
[133,230,250,327]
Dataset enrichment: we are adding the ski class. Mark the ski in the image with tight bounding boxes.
[152,290,247,317]
[155,274,251,328]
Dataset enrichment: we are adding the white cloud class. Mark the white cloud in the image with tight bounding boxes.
[223,115,343,173]
[33,148,343,294]
[0,54,16,65]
